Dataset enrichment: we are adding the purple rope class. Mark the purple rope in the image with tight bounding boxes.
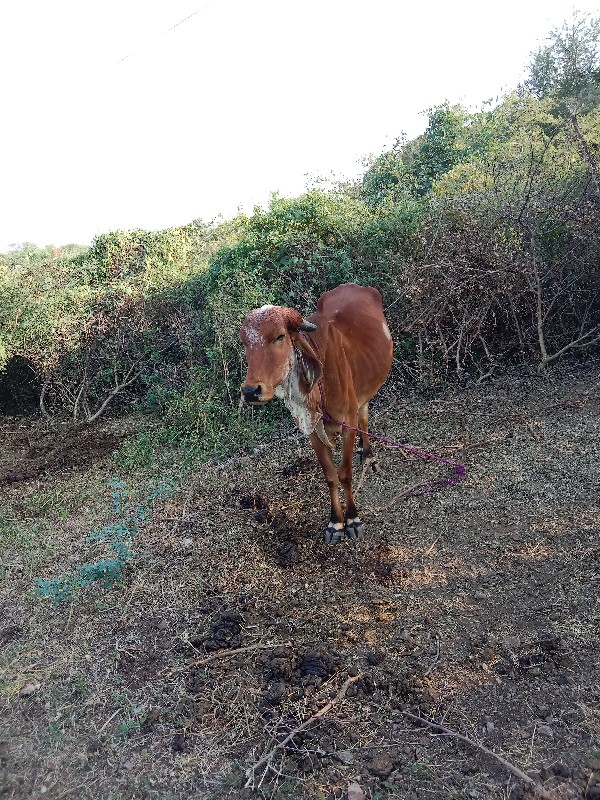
[319,385,466,498]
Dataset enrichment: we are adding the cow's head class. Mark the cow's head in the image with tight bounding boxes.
[240,304,320,405]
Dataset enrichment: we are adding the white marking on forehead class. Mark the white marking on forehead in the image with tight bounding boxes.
[382,321,392,341]
[242,304,282,347]
[243,325,264,346]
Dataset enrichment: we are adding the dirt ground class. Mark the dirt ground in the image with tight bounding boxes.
[1,363,599,800]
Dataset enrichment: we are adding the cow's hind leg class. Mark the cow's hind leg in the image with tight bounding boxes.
[357,403,372,461]
[309,432,346,544]
[358,402,380,473]
[339,426,365,542]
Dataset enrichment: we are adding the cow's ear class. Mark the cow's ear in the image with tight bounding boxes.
[293,334,322,392]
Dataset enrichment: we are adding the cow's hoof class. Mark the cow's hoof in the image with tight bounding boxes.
[345,517,365,541]
[324,521,345,545]
[359,447,373,464]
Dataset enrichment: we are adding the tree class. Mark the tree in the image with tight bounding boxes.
[407,104,471,196]
[524,11,600,114]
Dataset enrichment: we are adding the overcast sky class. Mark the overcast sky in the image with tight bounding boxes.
[0,0,596,251]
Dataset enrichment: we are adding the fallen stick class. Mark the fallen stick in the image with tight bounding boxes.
[370,482,425,514]
[168,641,292,676]
[245,673,363,787]
[400,710,556,799]
[354,457,375,494]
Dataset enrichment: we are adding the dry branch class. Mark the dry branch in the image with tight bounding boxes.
[245,673,363,787]
[370,482,428,514]
[168,641,292,676]
[84,363,142,423]
[400,709,557,799]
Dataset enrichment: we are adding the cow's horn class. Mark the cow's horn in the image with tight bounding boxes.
[299,319,317,332]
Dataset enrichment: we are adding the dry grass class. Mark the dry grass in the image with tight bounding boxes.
[1,363,599,800]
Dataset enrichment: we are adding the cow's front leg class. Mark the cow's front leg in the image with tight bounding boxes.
[339,426,365,542]
[309,432,346,544]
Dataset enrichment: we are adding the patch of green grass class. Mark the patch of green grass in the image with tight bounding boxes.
[20,475,105,520]
[117,719,141,738]
[0,514,55,578]
[113,432,160,470]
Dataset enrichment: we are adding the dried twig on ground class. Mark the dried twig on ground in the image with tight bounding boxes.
[423,635,441,676]
[400,709,557,799]
[370,482,426,514]
[245,673,363,788]
[168,641,292,676]
[354,457,374,494]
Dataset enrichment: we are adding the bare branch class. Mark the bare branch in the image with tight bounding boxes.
[400,710,557,800]
[167,641,293,676]
[245,674,363,787]
[84,363,142,424]
[540,323,600,369]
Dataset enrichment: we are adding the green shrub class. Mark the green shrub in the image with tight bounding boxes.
[35,478,174,602]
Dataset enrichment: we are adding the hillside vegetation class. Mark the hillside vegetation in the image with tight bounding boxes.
[2,14,600,800]
[1,13,599,450]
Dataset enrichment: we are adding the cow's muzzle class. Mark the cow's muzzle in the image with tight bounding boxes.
[241,385,265,405]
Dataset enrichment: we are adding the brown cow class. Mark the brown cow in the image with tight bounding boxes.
[240,283,393,544]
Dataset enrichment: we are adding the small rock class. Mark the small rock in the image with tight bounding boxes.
[538,634,560,652]
[347,782,365,800]
[18,681,41,698]
[180,538,194,550]
[333,749,354,765]
[537,725,554,739]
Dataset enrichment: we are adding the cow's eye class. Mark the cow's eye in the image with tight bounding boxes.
[274,334,285,343]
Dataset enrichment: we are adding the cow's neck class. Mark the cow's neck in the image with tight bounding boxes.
[275,349,332,448]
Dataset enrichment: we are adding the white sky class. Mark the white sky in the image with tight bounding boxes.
[0,0,596,250]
